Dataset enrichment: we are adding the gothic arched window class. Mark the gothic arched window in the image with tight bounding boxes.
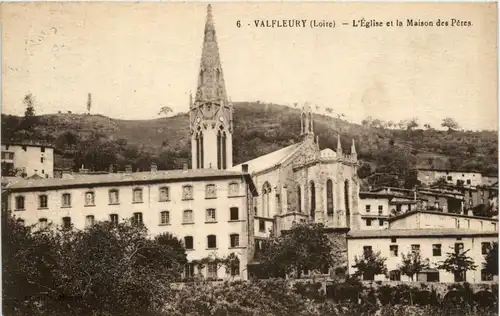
[196,127,204,169]
[262,182,271,217]
[310,181,316,220]
[297,186,302,213]
[308,113,313,132]
[326,179,334,216]
[216,68,220,82]
[344,180,350,227]
[217,125,227,169]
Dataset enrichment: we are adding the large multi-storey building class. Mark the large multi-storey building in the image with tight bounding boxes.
[8,165,257,280]
[1,142,54,178]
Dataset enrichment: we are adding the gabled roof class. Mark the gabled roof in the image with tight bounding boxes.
[231,143,300,174]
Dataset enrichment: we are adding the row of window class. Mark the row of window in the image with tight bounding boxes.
[365,205,384,213]
[3,145,46,152]
[31,207,241,229]
[364,241,492,258]
[31,215,242,249]
[14,183,241,210]
[365,219,386,227]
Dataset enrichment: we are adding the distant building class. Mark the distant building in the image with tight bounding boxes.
[347,209,498,283]
[416,168,483,186]
[359,192,420,230]
[370,186,464,214]
[347,227,497,283]
[463,183,498,214]
[1,142,54,178]
[482,175,498,186]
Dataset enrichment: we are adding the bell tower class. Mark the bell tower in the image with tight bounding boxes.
[190,4,233,170]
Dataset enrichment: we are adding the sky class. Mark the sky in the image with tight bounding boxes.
[1,2,498,130]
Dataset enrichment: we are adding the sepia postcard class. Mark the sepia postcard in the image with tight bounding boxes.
[0,2,498,316]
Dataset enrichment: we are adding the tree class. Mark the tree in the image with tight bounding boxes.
[483,242,498,278]
[352,249,387,280]
[22,93,37,131]
[325,107,333,115]
[437,247,477,282]
[398,251,430,281]
[407,117,419,131]
[86,93,92,114]
[441,117,460,131]
[24,93,35,118]
[158,106,173,117]
[2,212,187,316]
[259,223,342,278]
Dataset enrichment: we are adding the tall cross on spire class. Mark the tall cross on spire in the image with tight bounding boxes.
[195,4,227,105]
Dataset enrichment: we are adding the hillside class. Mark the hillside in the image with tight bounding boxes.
[2,102,498,184]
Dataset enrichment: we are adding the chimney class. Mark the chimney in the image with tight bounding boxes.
[183,163,188,170]
[125,165,133,174]
[242,164,249,173]
[151,162,158,173]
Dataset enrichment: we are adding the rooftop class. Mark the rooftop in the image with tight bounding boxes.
[388,209,498,222]
[231,143,300,174]
[347,228,497,239]
[6,169,257,193]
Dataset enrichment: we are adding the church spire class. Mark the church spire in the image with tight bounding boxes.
[195,4,227,105]
[336,134,342,156]
[190,4,233,170]
[351,139,357,160]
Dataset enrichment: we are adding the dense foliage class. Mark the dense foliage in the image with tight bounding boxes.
[483,242,498,277]
[2,212,497,316]
[2,212,187,316]
[257,223,344,278]
[2,100,497,179]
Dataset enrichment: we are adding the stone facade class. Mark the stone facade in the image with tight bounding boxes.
[232,104,360,236]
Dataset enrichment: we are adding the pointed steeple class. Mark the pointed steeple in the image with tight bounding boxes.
[195,4,227,105]
[301,102,314,137]
[336,134,342,156]
[190,4,233,170]
[351,139,357,160]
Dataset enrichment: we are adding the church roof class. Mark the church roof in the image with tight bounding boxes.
[231,143,300,174]
[320,148,337,159]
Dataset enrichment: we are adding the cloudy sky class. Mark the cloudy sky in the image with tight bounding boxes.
[1,2,497,130]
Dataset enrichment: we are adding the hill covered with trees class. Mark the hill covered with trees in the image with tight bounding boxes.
[2,99,497,187]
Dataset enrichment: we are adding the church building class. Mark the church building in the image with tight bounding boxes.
[189,5,361,239]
